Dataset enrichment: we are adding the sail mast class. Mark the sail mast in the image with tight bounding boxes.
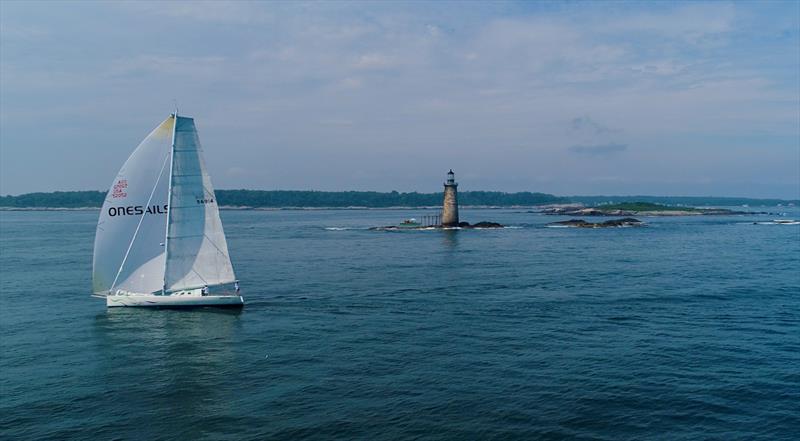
[162,111,177,294]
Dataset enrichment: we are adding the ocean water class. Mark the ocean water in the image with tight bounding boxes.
[1,208,799,440]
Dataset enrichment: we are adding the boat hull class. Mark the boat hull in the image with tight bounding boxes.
[106,293,244,308]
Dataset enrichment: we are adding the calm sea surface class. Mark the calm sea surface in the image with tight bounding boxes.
[1,208,799,440]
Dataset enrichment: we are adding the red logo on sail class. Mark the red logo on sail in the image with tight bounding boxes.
[112,180,128,198]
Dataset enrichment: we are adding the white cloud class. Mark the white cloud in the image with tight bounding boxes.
[598,3,737,41]
[108,55,227,78]
[337,77,363,89]
[353,53,397,70]
[121,1,274,24]
[569,143,628,156]
[0,23,49,40]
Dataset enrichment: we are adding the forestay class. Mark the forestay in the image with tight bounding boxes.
[164,116,236,292]
[92,116,173,294]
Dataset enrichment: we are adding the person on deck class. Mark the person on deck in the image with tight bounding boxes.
[202,285,209,296]
[234,280,240,294]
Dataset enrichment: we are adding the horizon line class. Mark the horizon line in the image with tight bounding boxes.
[1,189,798,202]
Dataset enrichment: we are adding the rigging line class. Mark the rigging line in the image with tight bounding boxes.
[168,236,232,290]
[110,149,171,292]
[191,268,209,286]
[166,268,210,291]
[203,232,232,261]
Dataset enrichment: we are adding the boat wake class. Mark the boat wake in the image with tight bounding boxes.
[752,220,799,225]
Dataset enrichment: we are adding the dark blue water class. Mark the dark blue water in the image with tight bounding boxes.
[1,208,799,440]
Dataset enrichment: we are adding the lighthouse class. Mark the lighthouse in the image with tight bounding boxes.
[441,169,459,227]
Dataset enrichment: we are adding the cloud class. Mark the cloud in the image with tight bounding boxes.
[426,24,442,38]
[108,55,227,78]
[353,53,397,70]
[598,3,737,42]
[122,1,273,24]
[570,116,620,135]
[569,143,628,156]
[0,23,49,40]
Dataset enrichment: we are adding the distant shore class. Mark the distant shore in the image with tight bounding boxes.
[1,190,796,210]
[0,205,567,212]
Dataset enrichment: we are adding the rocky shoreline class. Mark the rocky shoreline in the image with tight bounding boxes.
[370,221,504,231]
[547,218,644,228]
[538,204,759,217]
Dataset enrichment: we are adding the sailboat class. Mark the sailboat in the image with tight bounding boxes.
[92,112,244,307]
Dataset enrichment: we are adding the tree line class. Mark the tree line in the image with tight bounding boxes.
[1,190,794,208]
[0,190,566,208]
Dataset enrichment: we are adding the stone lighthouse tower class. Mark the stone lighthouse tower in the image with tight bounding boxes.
[441,169,459,227]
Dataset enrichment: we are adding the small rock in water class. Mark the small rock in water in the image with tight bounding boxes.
[471,221,504,228]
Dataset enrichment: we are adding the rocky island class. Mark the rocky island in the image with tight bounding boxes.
[540,202,754,217]
[370,220,504,231]
[547,218,643,228]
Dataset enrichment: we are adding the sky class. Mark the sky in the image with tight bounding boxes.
[1,1,798,198]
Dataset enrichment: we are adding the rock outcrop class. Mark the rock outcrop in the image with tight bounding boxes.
[370,220,504,230]
[547,218,643,228]
[463,221,504,228]
[540,204,755,217]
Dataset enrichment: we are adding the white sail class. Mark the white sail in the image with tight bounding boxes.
[92,116,174,294]
[164,116,236,291]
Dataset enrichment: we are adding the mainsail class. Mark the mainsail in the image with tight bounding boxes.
[93,116,173,294]
[163,116,236,292]
[93,114,236,296]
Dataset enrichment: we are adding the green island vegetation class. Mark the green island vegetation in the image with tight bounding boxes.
[219,190,566,207]
[594,202,702,212]
[572,195,795,207]
[0,191,106,208]
[0,190,565,208]
[0,190,795,209]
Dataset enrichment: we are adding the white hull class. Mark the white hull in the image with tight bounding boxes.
[104,290,243,308]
